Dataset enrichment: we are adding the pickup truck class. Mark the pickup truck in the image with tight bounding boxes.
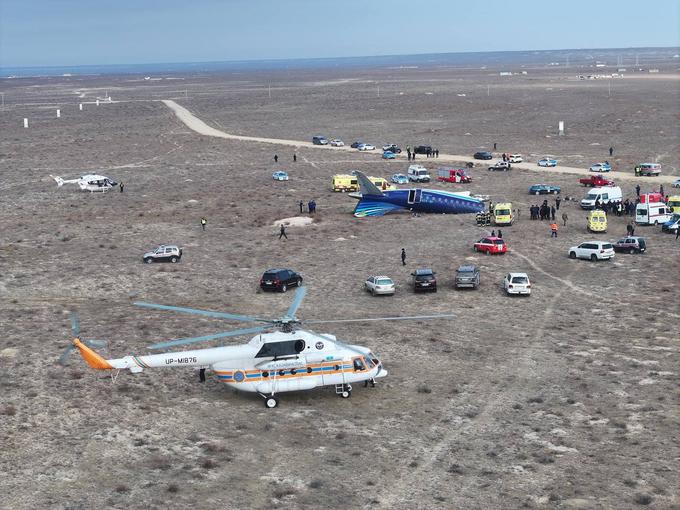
[437,168,471,183]
[579,175,614,187]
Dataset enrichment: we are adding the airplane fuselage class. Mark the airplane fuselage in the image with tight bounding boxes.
[353,188,484,217]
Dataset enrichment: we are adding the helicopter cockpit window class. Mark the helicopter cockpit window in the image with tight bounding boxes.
[353,358,366,371]
[255,339,306,358]
[364,356,375,368]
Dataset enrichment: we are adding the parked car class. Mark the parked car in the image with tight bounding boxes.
[391,173,409,184]
[143,245,182,264]
[529,184,561,195]
[414,145,432,155]
[260,268,303,292]
[503,273,531,295]
[365,276,396,296]
[382,144,402,153]
[330,139,345,147]
[357,143,376,151]
[508,154,523,163]
[312,136,329,145]
[538,158,558,167]
[590,162,612,173]
[473,237,507,255]
[350,141,364,149]
[568,241,615,261]
[411,268,437,292]
[474,151,493,160]
[613,237,646,254]
[662,213,680,233]
[455,265,480,289]
[382,151,397,160]
[673,178,680,188]
[489,161,511,171]
[579,175,614,187]
[272,171,289,181]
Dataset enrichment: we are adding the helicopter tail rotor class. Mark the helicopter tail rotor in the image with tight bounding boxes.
[59,312,107,365]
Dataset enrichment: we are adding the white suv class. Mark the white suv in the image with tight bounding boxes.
[568,241,615,261]
[143,245,182,263]
[503,272,531,295]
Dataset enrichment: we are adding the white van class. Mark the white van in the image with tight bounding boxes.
[580,186,622,210]
[636,202,672,225]
[407,164,431,183]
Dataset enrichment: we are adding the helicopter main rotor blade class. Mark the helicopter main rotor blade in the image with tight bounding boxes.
[304,314,456,325]
[285,286,307,319]
[148,325,270,350]
[70,312,81,337]
[134,301,272,324]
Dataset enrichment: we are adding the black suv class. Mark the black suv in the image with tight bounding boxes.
[414,145,432,154]
[455,265,480,289]
[260,269,303,292]
[474,151,493,160]
[412,268,437,292]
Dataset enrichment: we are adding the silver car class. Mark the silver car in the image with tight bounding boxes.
[143,244,182,263]
[365,276,395,296]
[455,265,480,289]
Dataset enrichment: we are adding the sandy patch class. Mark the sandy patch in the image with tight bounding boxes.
[273,216,314,227]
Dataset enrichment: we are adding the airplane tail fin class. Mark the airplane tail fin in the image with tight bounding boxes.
[72,338,113,370]
[352,171,384,196]
[51,175,65,187]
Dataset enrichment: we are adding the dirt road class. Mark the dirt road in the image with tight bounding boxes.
[163,99,679,185]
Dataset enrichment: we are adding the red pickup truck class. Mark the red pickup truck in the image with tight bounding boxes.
[579,175,614,187]
[437,168,472,183]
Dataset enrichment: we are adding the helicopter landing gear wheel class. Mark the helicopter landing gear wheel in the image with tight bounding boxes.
[264,395,279,408]
[339,384,352,399]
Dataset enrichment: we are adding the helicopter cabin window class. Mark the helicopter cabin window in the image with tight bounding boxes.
[353,358,366,371]
[364,356,375,368]
[255,339,306,358]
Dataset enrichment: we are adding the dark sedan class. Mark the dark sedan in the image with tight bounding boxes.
[474,151,493,160]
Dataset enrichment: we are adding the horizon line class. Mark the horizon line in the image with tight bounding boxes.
[2,45,679,71]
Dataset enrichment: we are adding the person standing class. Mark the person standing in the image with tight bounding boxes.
[551,205,556,221]
[279,224,288,240]
[493,142,497,150]
[660,184,664,197]
[609,146,614,156]
[293,153,297,162]
[562,212,568,226]
[401,248,406,266]
[626,222,633,236]
[635,184,641,197]
[119,182,124,193]
[491,229,496,237]
[299,200,304,214]
[274,154,278,163]
[200,217,207,231]
[497,229,503,239]
[550,222,558,238]
[555,197,561,210]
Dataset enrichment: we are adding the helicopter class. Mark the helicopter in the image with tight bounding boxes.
[65,287,454,408]
[51,174,118,192]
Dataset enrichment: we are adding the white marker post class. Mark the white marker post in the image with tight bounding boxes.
[96,99,100,106]
[79,103,83,111]
[23,118,28,128]
[558,121,565,136]
[56,109,61,118]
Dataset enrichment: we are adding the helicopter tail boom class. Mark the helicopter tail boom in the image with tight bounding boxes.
[72,338,114,370]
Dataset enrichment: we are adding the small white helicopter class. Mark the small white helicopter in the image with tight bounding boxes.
[64,287,454,408]
[51,174,118,192]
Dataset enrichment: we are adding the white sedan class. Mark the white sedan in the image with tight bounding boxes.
[330,139,344,147]
[357,143,376,151]
[272,171,289,181]
[365,276,395,295]
[672,178,680,188]
[503,272,531,295]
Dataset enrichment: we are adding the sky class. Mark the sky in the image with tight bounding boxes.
[1,0,679,68]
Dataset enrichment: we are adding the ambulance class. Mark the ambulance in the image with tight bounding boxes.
[666,195,680,214]
[587,209,607,232]
[493,203,514,226]
[332,174,359,192]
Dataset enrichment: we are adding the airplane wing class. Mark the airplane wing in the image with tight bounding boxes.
[352,171,384,196]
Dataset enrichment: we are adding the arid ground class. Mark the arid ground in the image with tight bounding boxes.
[1,64,679,509]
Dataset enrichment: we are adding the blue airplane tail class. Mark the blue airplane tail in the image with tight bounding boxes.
[353,199,404,217]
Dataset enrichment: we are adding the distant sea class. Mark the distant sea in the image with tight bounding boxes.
[2,47,678,78]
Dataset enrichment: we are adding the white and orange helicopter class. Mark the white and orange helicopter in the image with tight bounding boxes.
[62,287,453,408]
[51,174,118,192]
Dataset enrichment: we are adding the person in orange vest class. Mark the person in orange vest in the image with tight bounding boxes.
[550,222,558,238]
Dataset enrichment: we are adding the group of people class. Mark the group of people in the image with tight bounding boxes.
[405,146,439,161]
[529,200,557,221]
[299,199,317,214]
[595,199,635,216]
